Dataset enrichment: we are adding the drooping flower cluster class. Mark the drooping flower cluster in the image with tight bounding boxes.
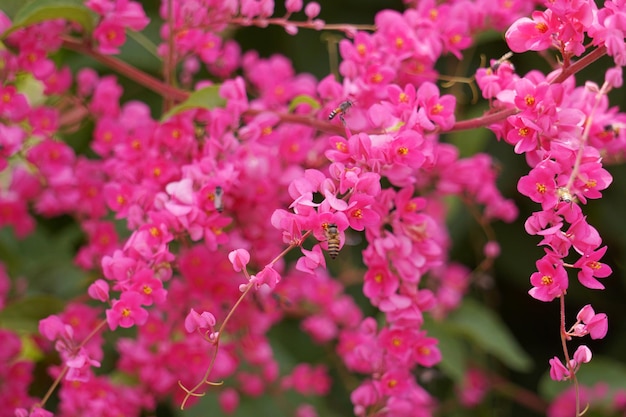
[1,0,625,416]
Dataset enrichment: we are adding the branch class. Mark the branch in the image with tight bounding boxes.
[449,45,608,133]
[61,36,189,103]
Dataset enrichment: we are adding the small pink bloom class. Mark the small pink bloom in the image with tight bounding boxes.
[573,246,612,290]
[412,332,442,367]
[304,2,321,19]
[93,20,127,54]
[285,0,303,13]
[228,249,250,272]
[549,356,570,381]
[505,11,556,53]
[573,345,592,364]
[528,255,568,302]
[218,388,239,414]
[87,279,110,302]
[296,245,326,274]
[251,265,281,290]
[457,368,490,407]
[484,241,501,258]
[184,308,217,335]
[576,304,608,340]
[606,66,623,88]
[129,268,167,305]
[105,291,149,330]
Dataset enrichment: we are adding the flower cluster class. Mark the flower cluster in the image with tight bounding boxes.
[1,0,625,416]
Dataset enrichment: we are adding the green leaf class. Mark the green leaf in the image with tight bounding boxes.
[0,295,65,333]
[447,299,533,372]
[2,0,98,38]
[423,317,468,382]
[539,357,626,400]
[161,85,226,121]
[288,94,321,112]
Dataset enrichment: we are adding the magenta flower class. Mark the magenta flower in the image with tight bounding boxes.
[575,304,608,340]
[517,161,560,210]
[250,265,282,290]
[506,11,556,53]
[105,291,149,330]
[549,356,570,381]
[573,246,612,289]
[412,332,442,367]
[296,245,326,274]
[87,279,110,302]
[129,268,167,306]
[528,255,568,302]
[184,308,217,336]
[228,249,251,272]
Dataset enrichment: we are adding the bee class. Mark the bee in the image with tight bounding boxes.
[324,223,341,259]
[489,51,514,73]
[328,100,353,125]
[214,186,224,213]
[556,187,576,205]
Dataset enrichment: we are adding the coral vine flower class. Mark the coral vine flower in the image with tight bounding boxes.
[528,255,569,302]
[105,291,149,330]
[573,246,612,289]
[517,160,560,210]
[574,304,608,340]
[506,10,556,53]
[229,249,250,272]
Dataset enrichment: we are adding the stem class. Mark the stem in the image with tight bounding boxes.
[488,373,549,414]
[560,295,581,416]
[60,36,188,103]
[164,0,176,111]
[38,319,108,409]
[552,46,607,85]
[243,108,348,135]
[565,80,609,191]
[268,230,312,267]
[180,232,312,408]
[449,45,608,133]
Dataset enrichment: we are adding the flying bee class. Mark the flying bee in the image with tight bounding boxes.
[328,100,353,125]
[489,51,514,73]
[214,186,224,213]
[324,223,341,259]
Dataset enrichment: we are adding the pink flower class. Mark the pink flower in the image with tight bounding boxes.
[250,265,281,290]
[363,266,399,302]
[301,314,337,343]
[457,368,490,407]
[573,246,612,289]
[296,245,326,274]
[228,249,250,272]
[129,268,167,305]
[184,308,217,337]
[93,20,127,55]
[345,194,380,231]
[573,345,592,364]
[505,11,556,53]
[412,331,442,367]
[549,356,570,381]
[282,363,331,396]
[517,161,560,210]
[88,279,110,302]
[417,82,456,130]
[105,291,149,330]
[575,304,608,339]
[218,388,240,414]
[528,255,569,302]
[304,2,321,19]
[379,327,415,362]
